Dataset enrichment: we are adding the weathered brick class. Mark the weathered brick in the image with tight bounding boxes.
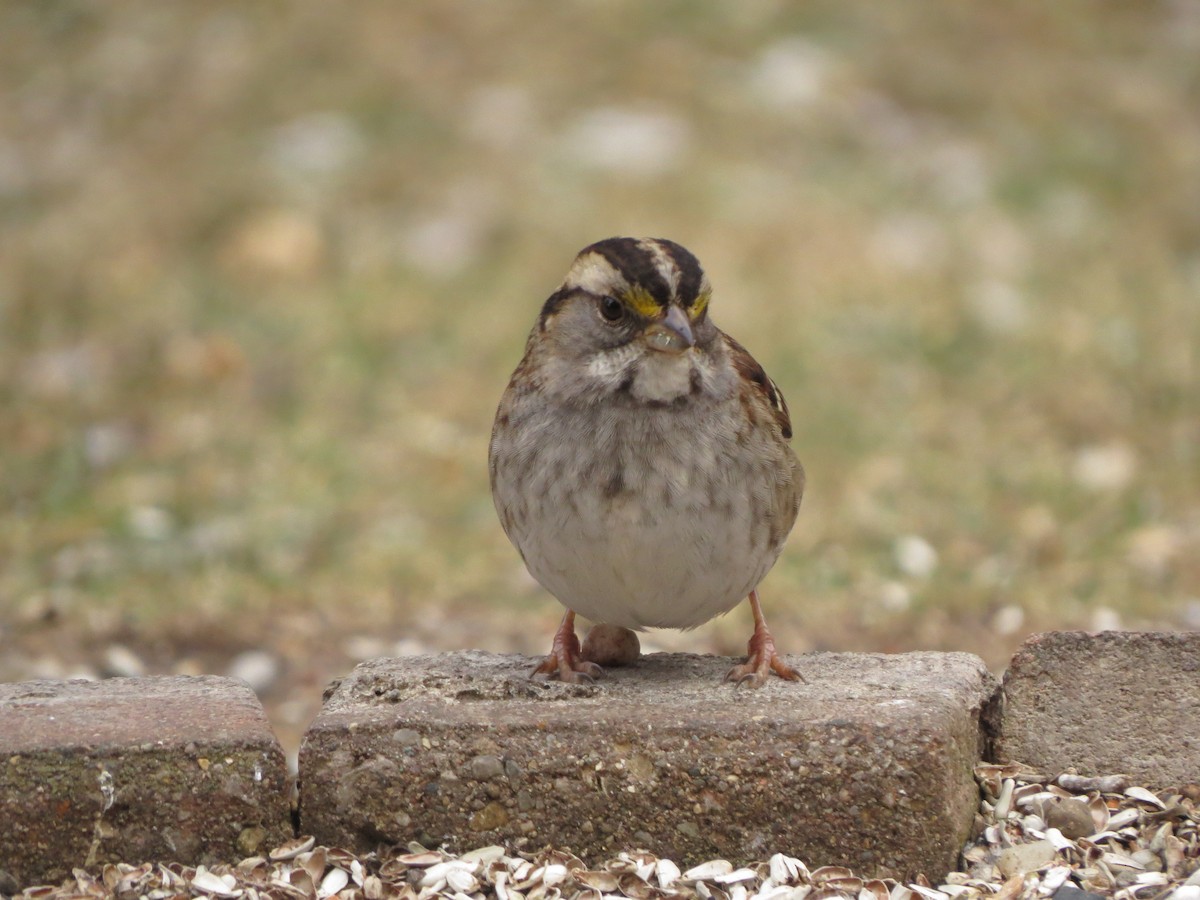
[0,676,293,887]
[298,651,995,880]
[992,631,1200,787]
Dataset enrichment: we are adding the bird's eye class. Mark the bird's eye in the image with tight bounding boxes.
[598,295,625,323]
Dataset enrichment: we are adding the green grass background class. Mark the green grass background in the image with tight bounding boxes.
[2,3,1197,737]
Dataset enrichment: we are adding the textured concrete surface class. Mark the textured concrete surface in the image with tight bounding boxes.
[993,631,1200,788]
[0,676,292,887]
[299,650,996,880]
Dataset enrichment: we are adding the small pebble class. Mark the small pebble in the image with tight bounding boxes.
[227,650,282,694]
[469,755,505,780]
[393,728,421,747]
[0,869,20,895]
[997,839,1056,878]
[1051,886,1107,900]
[581,624,640,667]
[103,644,146,678]
[894,535,938,578]
[1043,797,1096,839]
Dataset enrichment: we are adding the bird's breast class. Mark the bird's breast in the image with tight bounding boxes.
[493,398,790,630]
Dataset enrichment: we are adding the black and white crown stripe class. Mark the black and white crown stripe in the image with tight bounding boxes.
[538,237,710,323]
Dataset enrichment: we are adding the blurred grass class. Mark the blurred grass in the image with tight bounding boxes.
[1,0,1198,687]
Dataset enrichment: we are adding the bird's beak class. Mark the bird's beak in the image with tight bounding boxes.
[643,304,695,354]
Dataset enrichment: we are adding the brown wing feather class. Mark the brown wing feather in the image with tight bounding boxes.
[722,332,793,440]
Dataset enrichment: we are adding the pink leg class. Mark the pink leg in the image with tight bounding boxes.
[531,610,605,683]
[725,590,803,688]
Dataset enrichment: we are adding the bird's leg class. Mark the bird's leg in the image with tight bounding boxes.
[725,590,803,688]
[531,610,604,683]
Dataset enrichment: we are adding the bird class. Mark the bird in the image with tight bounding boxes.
[488,237,804,687]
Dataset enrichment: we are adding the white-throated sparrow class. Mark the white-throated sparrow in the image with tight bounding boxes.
[489,237,804,687]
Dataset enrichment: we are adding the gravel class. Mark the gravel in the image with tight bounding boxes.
[3,767,1197,900]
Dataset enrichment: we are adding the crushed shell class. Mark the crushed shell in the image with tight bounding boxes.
[8,768,1199,900]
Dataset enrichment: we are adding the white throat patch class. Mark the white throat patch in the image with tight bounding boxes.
[630,351,694,404]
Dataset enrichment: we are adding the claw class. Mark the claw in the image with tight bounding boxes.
[729,669,761,689]
[724,590,803,688]
[530,611,606,684]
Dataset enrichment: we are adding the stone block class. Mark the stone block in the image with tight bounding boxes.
[0,676,293,888]
[298,651,996,880]
[992,631,1200,787]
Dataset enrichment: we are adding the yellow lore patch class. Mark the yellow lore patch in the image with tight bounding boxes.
[622,285,664,319]
[619,286,710,320]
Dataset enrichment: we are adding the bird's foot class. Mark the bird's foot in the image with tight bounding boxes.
[726,632,802,687]
[531,612,604,684]
[725,593,803,688]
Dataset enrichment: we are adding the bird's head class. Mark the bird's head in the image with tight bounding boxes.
[532,237,721,404]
